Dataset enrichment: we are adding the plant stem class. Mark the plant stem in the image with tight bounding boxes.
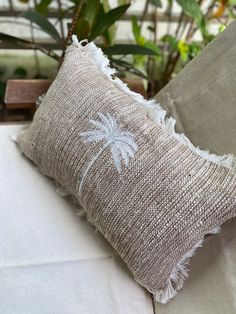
[160,0,204,89]
[57,0,65,40]
[141,0,149,27]
[148,7,158,96]
[17,41,60,61]
[206,0,215,19]
[166,1,173,35]
[160,9,185,90]
[60,0,85,63]
[29,1,41,77]
[175,11,185,38]
[186,0,204,41]
[111,60,149,80]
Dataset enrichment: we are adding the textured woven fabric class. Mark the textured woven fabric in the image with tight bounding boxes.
[17,39,236,303]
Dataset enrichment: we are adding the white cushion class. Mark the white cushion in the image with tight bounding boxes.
[0,124,153,314]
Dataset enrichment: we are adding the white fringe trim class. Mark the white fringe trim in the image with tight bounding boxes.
[71,35,236,303]
[17,144,223,304]
[154,226,221,304]
[154,239,204,303]
[71,34,236,171]
[16,36,235,305]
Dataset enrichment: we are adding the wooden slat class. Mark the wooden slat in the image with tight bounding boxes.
[123,78,147,98]
[5,79,52,109]
[4,78,146,113]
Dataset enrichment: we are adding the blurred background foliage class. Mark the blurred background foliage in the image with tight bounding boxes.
[0,0,236,97]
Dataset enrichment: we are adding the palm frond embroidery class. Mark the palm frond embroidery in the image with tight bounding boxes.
[78,112,138,196]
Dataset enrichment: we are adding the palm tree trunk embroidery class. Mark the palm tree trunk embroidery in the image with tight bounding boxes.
[78,113,138,197]
[78,142,109,197]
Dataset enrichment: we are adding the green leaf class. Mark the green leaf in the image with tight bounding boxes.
[132,16,141,43]
[93,4,112,45]
[150,0,162,7]
[143,41,161,56]
[111,58,133,67]
[133,54,147,72]
[110,58,148,80]
[0,32,60,60]
[89,4,130,40]
[14,67,28,79]
[76,19,90,40]
[219,24,227,33]
[81,0,100,27]
[21,11,62,43]
[176,0,202,26]
[102,44,159,55]
[0,32,34,49]
[102,0,111,12]
[204,33,215,44]
[118,0,130,5]
[228,7,236,18]
[161,34,178,50]
[199,17,208,39]
[177,40,189,61]
[36,0,53,15]
[137,36,146,46]
[188,42,201,59]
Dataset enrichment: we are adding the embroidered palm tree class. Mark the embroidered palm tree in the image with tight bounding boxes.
[78,112,138,197]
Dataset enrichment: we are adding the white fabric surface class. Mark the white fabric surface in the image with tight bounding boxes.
[0,124,153,314]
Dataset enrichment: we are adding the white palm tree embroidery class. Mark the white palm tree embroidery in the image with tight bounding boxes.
[78,112,138,197]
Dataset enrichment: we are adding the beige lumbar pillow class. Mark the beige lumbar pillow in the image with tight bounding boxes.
[17,36,236,304]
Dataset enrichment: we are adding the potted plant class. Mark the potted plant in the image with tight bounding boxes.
[0,0,235,120]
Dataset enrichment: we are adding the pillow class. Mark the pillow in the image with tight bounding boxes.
[17,35,236,304]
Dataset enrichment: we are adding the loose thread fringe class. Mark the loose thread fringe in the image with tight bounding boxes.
[154,226,221,304]
[71,35,236,303]
[16,36,235,305]
[17,138,220,304]
[154,239,204,303]
[71,34,236,171]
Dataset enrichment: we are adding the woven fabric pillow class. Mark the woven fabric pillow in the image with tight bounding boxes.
[17,36,236,304]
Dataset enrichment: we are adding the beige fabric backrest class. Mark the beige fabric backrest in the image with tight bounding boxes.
[154,20,236,312]
[155,20,236,156]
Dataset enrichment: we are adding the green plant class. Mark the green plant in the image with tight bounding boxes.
[0,0,158,74]
[0,0,235,97]
[130,0,236,95]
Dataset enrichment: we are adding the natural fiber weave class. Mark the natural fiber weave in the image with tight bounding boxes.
[17,38,236,303]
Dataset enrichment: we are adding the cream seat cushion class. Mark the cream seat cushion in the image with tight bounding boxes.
[0,124,153,314]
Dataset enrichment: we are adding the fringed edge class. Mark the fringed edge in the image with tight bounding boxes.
[16,126,222,304]
[71,35,235,303]
[71,35,236,171]
[15,36,235,305]
[154,226,221,304]
[154,239,204,304]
